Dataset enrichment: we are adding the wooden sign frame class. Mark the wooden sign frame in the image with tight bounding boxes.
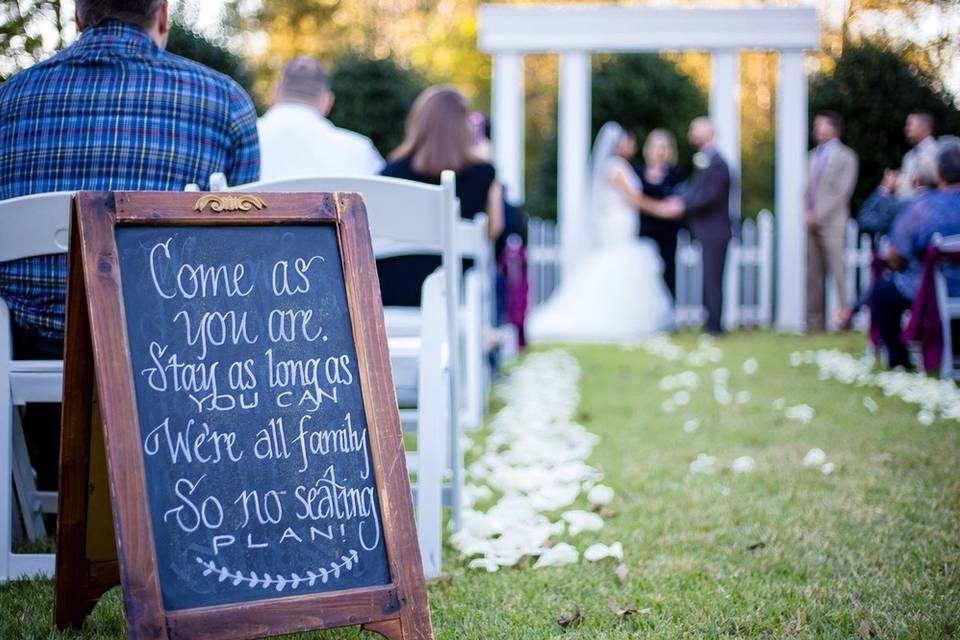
[53,191,433,639]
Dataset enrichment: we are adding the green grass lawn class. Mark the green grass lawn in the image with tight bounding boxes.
[3,332,959,638]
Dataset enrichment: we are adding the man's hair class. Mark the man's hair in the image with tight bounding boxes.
[909,110,935,133]
[937,135,960,185]
[277,57,330,104]
[816,110,843,136]
[76,0,164,28]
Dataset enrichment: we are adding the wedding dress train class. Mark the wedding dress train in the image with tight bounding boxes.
[527,149,673,344]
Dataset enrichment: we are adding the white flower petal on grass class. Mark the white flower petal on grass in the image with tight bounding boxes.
[583,542,624,562]
[821,462,835,475]
[803,448,827,466]
[463,484,493,508]
[807,349,960,423]
[742,358,759,375]
[735,390,751,404]
[467,557,500,572]
[587,484,615,506]
[785,404,815,423]
[712,368,729,383]
[789,352,803,367]
[863,396,879,414]
[714,389,732,406]
[678,370,700,389]
[673,390,691,406]
[455,350,604,570]
[562,510,605,535]
[683,419,700,433]
[532,543,578,568]
[689,453,717,474]
[917,409,935,425]
[731,456,755,473]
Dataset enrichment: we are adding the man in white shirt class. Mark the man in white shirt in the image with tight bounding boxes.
[258,56,385,180]
[896,111,937,200]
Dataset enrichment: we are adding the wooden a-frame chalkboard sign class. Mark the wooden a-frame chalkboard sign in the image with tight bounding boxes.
[53,191,434,639]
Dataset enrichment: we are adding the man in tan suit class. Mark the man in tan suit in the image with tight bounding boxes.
[805,111,859,331]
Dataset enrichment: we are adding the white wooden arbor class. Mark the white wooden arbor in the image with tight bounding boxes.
[479,4,819,332]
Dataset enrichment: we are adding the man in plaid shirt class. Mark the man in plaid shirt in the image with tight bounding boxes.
[0,0,260,359]
[0,0,259,491]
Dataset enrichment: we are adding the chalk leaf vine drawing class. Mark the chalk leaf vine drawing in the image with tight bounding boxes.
[195,549,360,592]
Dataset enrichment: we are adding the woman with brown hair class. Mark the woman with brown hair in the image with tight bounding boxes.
[379,86,505,306]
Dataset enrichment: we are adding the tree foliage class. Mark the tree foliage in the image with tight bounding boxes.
[328,53,426,159]
[809,40,960,210]
[526,54,707,221]
[230,0,489,108]
[0,0,69,83]
[166,23,261,111]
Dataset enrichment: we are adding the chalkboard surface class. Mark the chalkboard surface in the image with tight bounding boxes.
[116,225,390,611]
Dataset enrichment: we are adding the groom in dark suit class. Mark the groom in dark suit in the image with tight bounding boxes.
[672,117,732,335]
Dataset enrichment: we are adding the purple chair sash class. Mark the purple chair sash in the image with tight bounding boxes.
[900,245,960,373]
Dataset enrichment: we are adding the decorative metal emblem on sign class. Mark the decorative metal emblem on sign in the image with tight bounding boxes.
[193,194,267,213]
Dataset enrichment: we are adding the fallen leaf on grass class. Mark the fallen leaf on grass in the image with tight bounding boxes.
[615,563,628,587]
[557,610,582,628]
[429,572,455,584]
[608,601,638,618]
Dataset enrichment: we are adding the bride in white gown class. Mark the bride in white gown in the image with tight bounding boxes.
[528,122,681,344]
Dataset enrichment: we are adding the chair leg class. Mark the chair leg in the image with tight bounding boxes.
[1,391,12,581]
[414,274,447,578]
[11,409,47,540]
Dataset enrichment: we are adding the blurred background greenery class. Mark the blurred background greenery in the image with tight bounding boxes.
[2,0,959,219]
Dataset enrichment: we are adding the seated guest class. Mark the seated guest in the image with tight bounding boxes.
[380,86,505,306]
[0,0,260,490]
[837,154,940,329]
[637,129,683,299]
[869,137,960,369]
[258,56,385,181]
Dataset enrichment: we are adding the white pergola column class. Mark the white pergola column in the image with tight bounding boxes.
[491,53,525,204]
[558,51,591,278]
[775,50,808,332]
[709,49,741,221]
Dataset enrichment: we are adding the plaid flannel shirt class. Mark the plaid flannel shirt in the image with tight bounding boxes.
[0,20,260,343]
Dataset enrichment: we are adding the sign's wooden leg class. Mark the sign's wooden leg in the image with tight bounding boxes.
[363,618,404,639]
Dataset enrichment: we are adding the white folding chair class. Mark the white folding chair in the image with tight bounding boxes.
[225,174,462,575]
[0,191,72,581]
[933,234,960,379]
[458,214,493,432]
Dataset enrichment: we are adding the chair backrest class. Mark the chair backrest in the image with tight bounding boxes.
[935,233,960,256]
[0,192,73,263]
[933,234,960,378]
[229,175,452,253]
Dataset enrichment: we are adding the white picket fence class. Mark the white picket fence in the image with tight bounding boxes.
[527,212,874,331]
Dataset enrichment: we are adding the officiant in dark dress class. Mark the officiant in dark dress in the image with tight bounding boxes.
[636,129,683,299]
